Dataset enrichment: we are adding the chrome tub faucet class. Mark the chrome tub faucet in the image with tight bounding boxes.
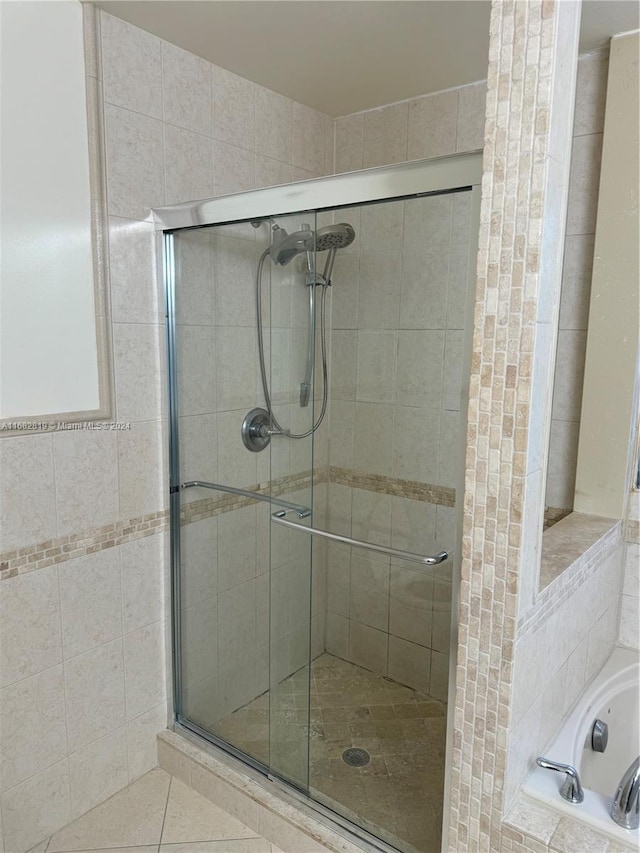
[536,757,584,803]
[611,756,640,830]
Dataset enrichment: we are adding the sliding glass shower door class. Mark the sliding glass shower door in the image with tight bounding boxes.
[165,159,479,853]
[172,213,319,792]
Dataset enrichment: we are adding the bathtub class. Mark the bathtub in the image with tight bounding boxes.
[524,646,640,848]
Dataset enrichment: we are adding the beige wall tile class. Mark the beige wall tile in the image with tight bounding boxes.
[330,330,356,400]
[393,406,440,483]
[255,155,293,189]
[573,52,609,137]
[456,82,487,153]
[558,233,595,331]
[217,506,257,592]
[109,218,160,325]
[64,639,126,752]
[546,419,580,509]
[216,328,258,412]
[407,91,457,160]
[351,489,392,547]
[328,400,354,469]
[213,237,261,327]
[255,86,293,163]
[180,516,218,608]
[396,330,444,409]
[213,141,256,196]
[326,542,351,618]
[212,65,255,149]
[121,533,165,635]
[349,552,390,632]
[325,612,349,658]
[216,410,258,487]
[363,103,408,168]
[353,403,394,477]
[164,124,214,205]
[59,549,122,660]
[174,231,215,326]
[113,323,163,423]
[387,636,430,692]
[177,327,216,419]
[566,133,604,236]
[551,330,588,422]
[0,665,67,791]
[335,114,363,173]
[53,428,119,536]
[217,659,257,719]
[293,103,327,175]
[389,564,432,647]
[390,497,437,555]
[118,420,165,519]
[329,253,359,329]
[181,597,218,687]
[356,253,402,330]
[126,702,166,782]
[0,759,71,853]
[104,104,164,220]
[217,580,256,669]
[619,593,640,650]
[0,434,57,553]
[356,331,397,404]
[437,409,460,489]
[101,13,162,119]
[349,621,388,673]
[429,649,449,701]
[68,727,128,819]
[124,621,166,721]
[162,42,212,138]
[0,566,62,688]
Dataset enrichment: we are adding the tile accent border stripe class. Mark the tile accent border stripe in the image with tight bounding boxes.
[1,466,456,581]
[0,509,169,581]
[328,466,455,507]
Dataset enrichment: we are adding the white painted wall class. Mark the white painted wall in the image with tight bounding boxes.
[574,30,640,519]
[0,1,99,419]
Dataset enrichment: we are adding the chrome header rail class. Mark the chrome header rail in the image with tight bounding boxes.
[271,508,449,567]
[181,480,311,519]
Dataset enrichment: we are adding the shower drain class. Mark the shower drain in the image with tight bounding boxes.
[342,747,370,767]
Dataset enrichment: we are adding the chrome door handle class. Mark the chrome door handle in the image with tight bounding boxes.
[180,480,311,518]
[271,508,449,567]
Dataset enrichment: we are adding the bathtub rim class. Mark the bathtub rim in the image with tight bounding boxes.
[522,645,639,848]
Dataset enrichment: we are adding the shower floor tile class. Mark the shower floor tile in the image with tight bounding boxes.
[212,653,447,853]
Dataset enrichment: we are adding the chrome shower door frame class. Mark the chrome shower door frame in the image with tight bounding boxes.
[157,152,483,853]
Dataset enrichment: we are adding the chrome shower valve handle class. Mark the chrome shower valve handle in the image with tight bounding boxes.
[536,757,584,804]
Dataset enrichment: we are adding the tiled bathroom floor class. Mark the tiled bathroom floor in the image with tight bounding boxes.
[29,768,284,853]
[213,653,447,853]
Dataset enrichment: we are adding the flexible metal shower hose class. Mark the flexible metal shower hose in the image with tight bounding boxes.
[255,247,329,439]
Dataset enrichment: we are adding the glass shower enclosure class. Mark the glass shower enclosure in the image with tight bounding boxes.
[158,155,481,853]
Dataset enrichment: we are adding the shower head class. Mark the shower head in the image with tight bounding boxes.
[270,222,356,266]
[315,223,356,252]
[271,226,315,266]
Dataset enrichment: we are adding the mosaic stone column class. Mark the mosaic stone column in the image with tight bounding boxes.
[447,1,581,850]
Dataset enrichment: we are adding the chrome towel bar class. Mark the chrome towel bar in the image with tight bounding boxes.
[180,480,311,519]
[271,508,449,567]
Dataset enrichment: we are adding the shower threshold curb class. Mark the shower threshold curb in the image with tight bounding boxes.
[157,728,395,853]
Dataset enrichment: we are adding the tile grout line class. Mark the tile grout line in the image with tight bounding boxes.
[158,774,173,850]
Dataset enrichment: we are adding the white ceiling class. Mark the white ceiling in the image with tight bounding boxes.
[93,0,640,116]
